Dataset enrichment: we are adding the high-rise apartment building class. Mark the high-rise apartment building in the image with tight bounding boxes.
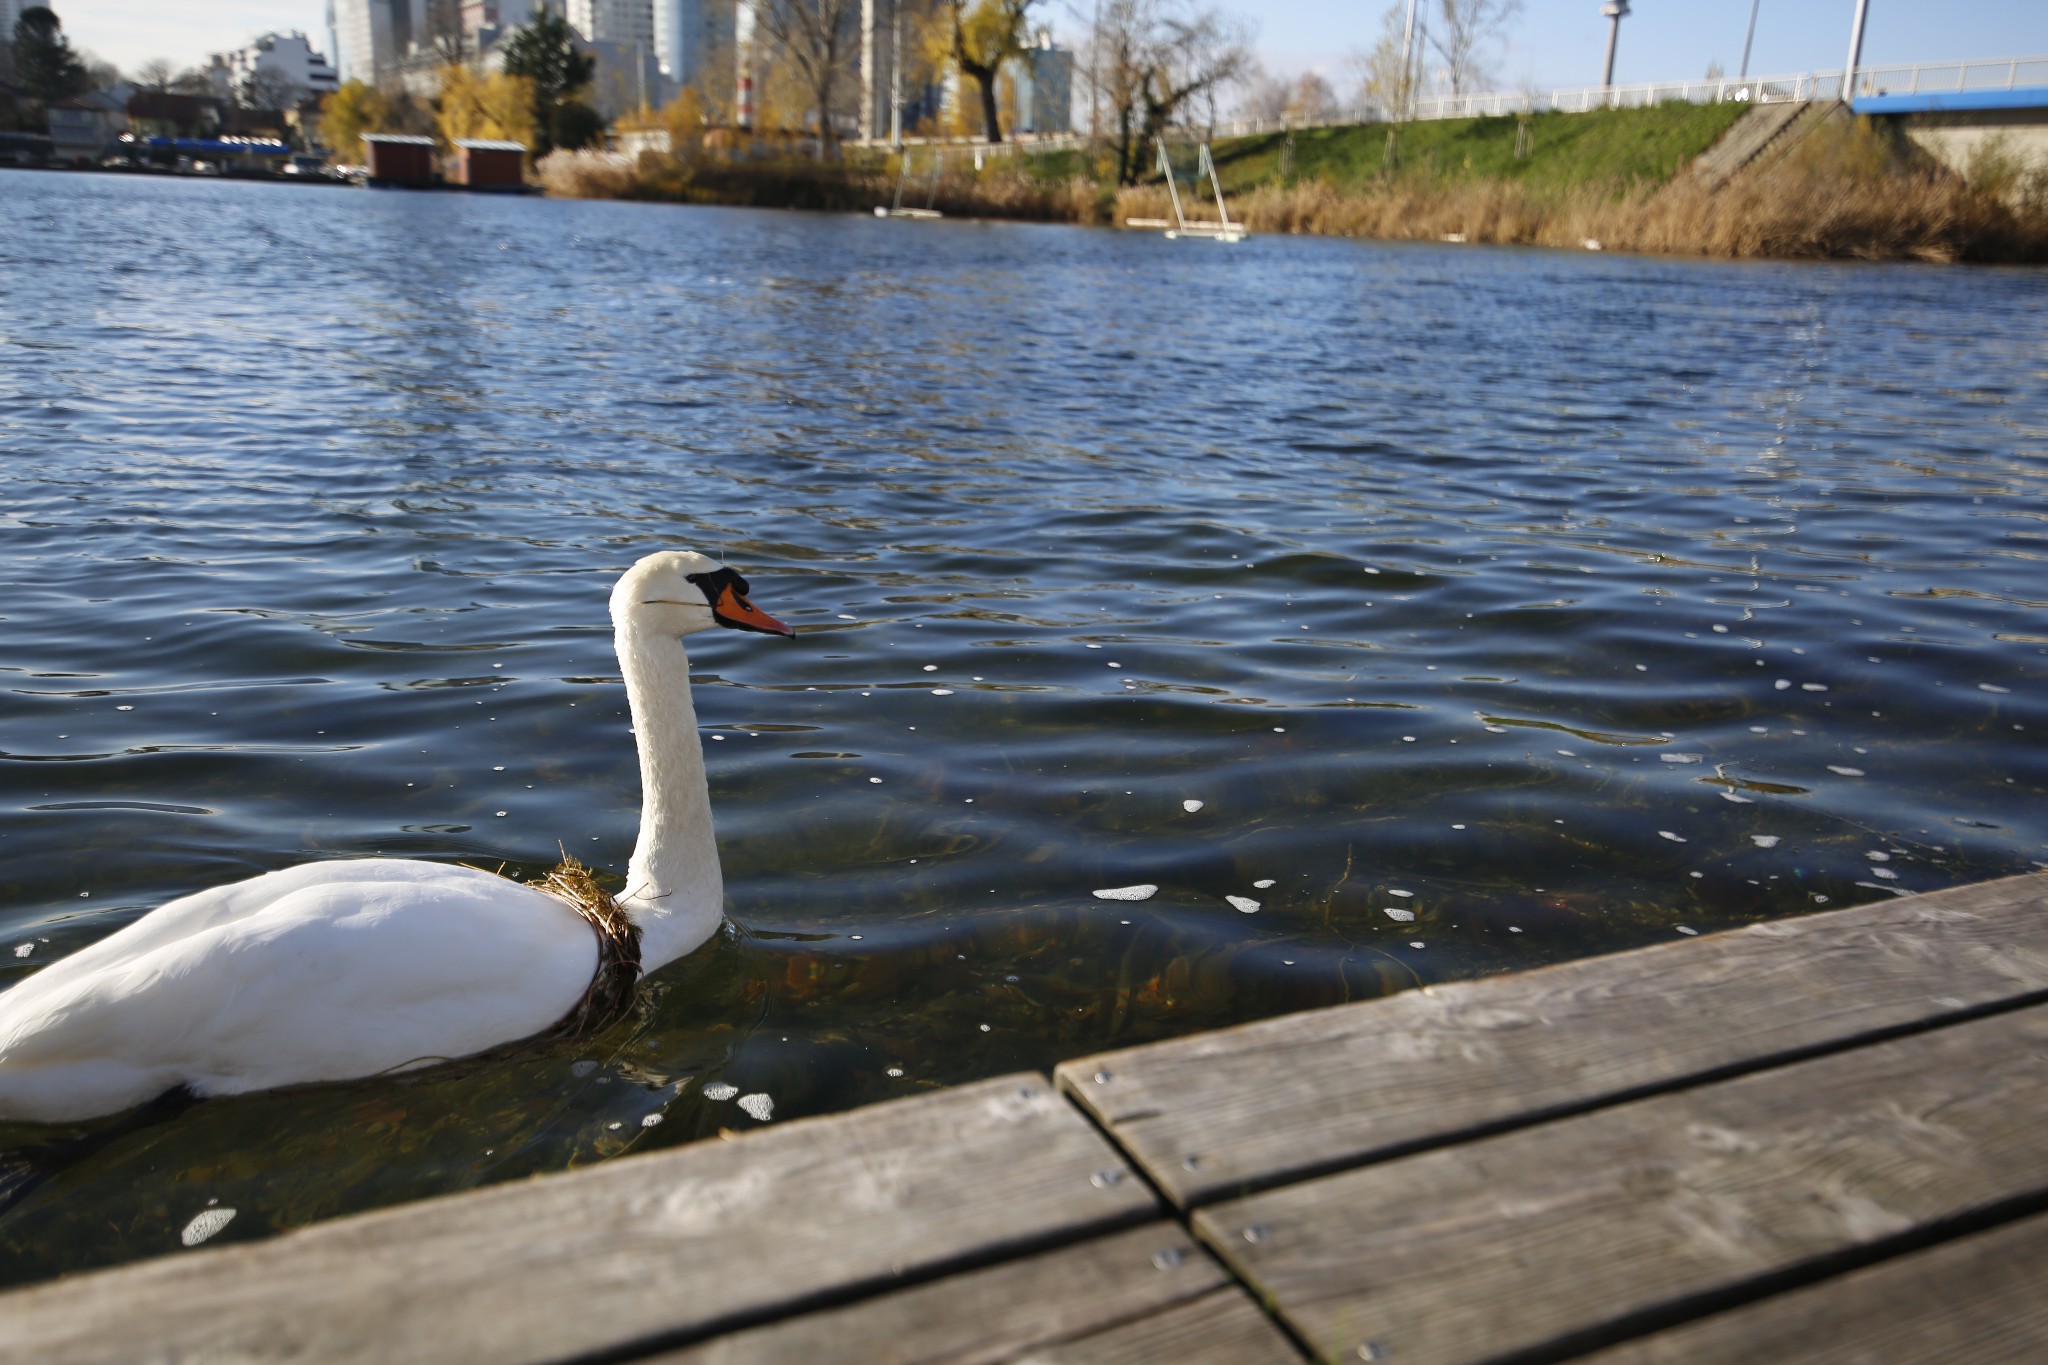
[653,0,731,93]
[329,0,397,84]
[569,0,654,51]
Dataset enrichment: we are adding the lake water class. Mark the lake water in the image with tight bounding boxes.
[1,169,2044,1282]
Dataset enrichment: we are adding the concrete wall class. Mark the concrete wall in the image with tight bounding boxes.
[1893,110,2048,204]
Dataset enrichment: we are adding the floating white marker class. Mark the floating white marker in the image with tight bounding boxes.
[1383,906,1416,922]
[1827,765,1865,777]
[737,1093,773,1122]
[1182,799,1204,813]
[180,1209,235,1247]
[1226,895,1260,913]
[1752,835,1781,848]
[701,1081,738,1101]
[1092,884,1157,901]
[1658,831,1688,843]
[1253,878,1275,888]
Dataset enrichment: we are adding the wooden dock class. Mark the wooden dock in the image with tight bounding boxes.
[3,873,2046,1363]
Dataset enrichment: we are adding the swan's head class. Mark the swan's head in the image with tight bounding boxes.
[612,550,794,639]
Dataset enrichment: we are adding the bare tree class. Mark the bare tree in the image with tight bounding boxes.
[754,0,859,156]
[244,67,309,112]
[1087,0,1252,184]
[135,58,176,92]
[1426,0,1520,96]
[1349,1,1414,115]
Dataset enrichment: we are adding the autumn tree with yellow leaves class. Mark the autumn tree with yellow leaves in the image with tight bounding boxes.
[435,65,537,150]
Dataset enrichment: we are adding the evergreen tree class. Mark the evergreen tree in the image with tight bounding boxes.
[501,9,596,157]
[13,7,90,117]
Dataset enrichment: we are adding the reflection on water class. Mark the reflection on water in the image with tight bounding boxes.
[1,170,2044,1282]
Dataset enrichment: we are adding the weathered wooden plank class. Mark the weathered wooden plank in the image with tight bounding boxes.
[1575,1209,2048,1365]
[0,1074,1156,1365]
[654,1223,1226,1365]
[1059,874,2048,1205]
[1194,1004,2048,1365]
[1012,1288,1305,1365]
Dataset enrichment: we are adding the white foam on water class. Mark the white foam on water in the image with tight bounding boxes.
[1383,906,1416,922]
[1675,926,1699,936]
[1980,683,2011,694]
[701,1082,738,1101]
[1226,895,1260,913]
[1775,680,1791,690]
[1659,831,1688,842]
[1802,683,1828,692]
[1182,799,1204,812]
[1660,753,1703,764]
[1092,884,1157,901]
[641,1113,663,1127]
[737,1094,774,1122]
[1828,765,1865,777]
[1388,888,1415,898]
[1866,850,1891,862]
[1253,878,1275,888]
[1720,792,1754,803]
[1752,835,1780,848]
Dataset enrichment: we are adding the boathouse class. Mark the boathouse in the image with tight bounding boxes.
[450,138,528,191]
[360,132,437,188]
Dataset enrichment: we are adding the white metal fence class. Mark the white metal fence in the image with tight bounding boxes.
[1205,53,2048,140]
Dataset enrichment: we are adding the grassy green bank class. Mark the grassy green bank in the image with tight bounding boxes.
[545,102,2048,264]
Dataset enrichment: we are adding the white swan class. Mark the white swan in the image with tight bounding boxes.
[0,551,791,1124]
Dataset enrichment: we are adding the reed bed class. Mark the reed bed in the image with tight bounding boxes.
[542,117,2048,264]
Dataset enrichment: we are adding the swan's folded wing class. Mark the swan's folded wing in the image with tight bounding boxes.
[0,866,597,1110]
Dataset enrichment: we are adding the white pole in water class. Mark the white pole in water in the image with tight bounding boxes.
[1843,0,1872,102]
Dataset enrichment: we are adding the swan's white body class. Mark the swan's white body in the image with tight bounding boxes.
[0,551,785,1124]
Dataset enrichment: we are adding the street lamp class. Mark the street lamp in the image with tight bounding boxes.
[1601,1,1630,90]
[1843,0,1871,100]
[1739,0,1761,80]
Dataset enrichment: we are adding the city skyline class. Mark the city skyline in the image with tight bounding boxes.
[38,0,2048,100]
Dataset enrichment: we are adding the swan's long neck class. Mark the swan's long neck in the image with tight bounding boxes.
[615,618,723,971]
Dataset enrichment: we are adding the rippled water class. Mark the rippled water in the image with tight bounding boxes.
[2,170,2044,1282]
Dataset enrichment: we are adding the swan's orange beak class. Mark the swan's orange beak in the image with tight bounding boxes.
[710,584,795,638]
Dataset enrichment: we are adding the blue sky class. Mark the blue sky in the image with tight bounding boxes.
[53,1,2048,94]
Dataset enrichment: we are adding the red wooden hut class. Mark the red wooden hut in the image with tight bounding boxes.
[451,138,528,191]
[360,132,437,188]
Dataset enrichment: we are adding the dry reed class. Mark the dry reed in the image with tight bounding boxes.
[545,118,2047,265]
